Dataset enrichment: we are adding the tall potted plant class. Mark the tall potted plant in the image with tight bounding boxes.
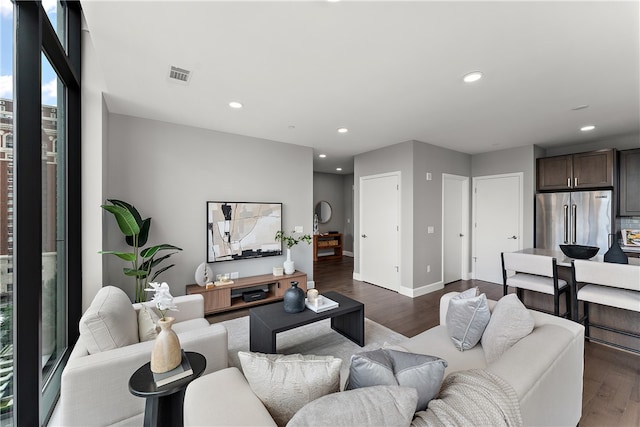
[100,199,182,303]
[275,230,312,274]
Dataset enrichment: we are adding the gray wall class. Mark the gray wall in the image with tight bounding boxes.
[413,141,471,289]
[104,114,313,300]
[471,145,538,250]
[313,172,345,234]
[342,174,354,253]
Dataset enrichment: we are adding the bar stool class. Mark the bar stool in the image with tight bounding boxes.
[501,252,570,318]
[571,260,640,354]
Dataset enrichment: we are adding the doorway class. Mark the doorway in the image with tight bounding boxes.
[472,173,523,284]
[359,172,400,292]
[442,174,469,284]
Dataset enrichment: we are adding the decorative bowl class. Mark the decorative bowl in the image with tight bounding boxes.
[559,244,599,259]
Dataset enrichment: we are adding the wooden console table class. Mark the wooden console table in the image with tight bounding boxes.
[313,233,343,261]
[186,270,307,315]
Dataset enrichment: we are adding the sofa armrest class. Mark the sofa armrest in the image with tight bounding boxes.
[133,294,205,323]
[60,322,227,426]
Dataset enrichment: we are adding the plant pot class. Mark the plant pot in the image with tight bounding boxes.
[283,248,295,275]
[151,317,182,373]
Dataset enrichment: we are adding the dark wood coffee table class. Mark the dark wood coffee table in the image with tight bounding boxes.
[249,291,365,353]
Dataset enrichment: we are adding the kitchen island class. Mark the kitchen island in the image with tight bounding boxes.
[511,248,639,352]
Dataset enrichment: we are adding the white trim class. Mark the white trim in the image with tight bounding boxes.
[353,272,362,281]
[471,172,524,280]
[343,251,354,257]
[398,280,444,298]
[359,171,402,292]
[441,173,470,285]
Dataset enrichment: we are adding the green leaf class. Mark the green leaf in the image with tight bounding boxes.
[101,204,140,236]
[140,253,175,272]
[98,251,136,262]
[150,264,175,282]
[140,244,182,259]
[108,199,143,227]
[126,217,151,247]
[123,268,148,278]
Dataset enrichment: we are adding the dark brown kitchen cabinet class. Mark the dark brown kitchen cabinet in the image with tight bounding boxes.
[619,148,640,216]
[537,149,614,191]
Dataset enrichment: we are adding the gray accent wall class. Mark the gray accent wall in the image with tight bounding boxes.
[104,114,313,300]
[342,174,354,253]
[313,172,355,253]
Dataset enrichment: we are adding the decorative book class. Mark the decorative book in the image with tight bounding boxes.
[153,350,193,387]
[305,296,339,313]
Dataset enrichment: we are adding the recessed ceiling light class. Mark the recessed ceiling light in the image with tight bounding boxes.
[580,125,596,132]
[463,71,483,83]
[319,154,327,158]
[229,101,243,109]
[336,167,343,171]
[337,127,349,134]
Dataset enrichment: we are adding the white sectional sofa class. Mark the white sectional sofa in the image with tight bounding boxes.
[184,291,585,426]
[59,286,229,426]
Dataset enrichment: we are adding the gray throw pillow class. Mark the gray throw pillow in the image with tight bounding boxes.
[481,293,534,364]
[446,288,491,351]
[287,385,418,427]
[345,348,447,411]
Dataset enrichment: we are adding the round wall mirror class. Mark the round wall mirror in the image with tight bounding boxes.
[315,201,332,224]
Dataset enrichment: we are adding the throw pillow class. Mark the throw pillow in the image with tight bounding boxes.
[481,293,535,364]
[138,305,160,342]
[287,385,418,427]
[238,352,341,427]
[79,286,139,354]
[446,287,491,351]
[345,348,447,412]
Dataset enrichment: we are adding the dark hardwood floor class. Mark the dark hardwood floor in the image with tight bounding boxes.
[207,256,640,426]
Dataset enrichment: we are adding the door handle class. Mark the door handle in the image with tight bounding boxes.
[571,204,577,244]
[564,205,569,243]
[361,234,367,238]
[508,236,517,240]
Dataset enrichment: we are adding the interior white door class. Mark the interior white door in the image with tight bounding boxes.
[360,173,400,291]
[443,174,468,284]
[473,173,522,284]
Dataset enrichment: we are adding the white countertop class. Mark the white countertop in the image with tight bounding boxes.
[517,248,640,267]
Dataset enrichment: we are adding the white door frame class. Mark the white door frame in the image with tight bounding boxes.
[358,171,401,291]
[471,172,524,280]
[441,173,470,282]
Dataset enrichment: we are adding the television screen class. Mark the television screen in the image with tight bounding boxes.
[206,201,283,262]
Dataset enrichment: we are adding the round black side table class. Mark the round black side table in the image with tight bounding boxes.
[129,351,206,427]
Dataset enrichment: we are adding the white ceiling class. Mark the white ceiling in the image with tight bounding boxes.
[81,0,640,174]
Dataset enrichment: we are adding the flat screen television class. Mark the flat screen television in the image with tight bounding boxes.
[206,201,283,262]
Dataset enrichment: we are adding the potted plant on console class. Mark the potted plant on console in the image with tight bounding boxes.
[275,230,312,275]
[100,199,183,303]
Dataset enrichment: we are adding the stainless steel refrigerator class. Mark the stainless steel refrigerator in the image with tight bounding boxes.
[535,190,613,254]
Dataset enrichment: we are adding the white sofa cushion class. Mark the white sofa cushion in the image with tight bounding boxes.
[288,385,418,427]
[78,286,139,354]
[238,352,342,427]
[481,294,534,363]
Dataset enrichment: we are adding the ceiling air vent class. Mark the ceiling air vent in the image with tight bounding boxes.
[168,66,191,84]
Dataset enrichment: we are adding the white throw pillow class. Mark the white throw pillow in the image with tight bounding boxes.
[238,352,341,427]
[446,287,491,351]
[287,385,418,427]
[79,286,139,354]
[481,293,535,364]
[138,305,160,342]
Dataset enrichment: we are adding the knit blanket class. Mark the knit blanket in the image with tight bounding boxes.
[412,369,523,427]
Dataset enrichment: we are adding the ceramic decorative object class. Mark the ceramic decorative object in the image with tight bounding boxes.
[195,262,213,286]
[151,317,182,373]
[284,281,305,313]
[283,248,295,275]
[307,288,319,304]
[313,214,319,235]
[604,234,629,264]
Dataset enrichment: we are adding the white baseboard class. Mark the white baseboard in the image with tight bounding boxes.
[463,271,473,280]
[398,281,444,298]
[353,272,362,281]
[343,251,354,257]
[307,280,315,289]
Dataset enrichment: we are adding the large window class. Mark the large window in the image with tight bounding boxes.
[1,1,81,425]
